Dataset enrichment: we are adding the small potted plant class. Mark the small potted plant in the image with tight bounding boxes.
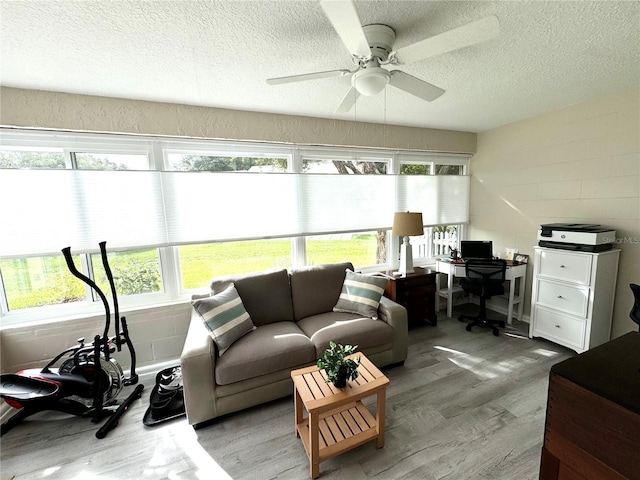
[316,341,361,388]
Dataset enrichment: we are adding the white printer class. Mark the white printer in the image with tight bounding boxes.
[538,223,616,252]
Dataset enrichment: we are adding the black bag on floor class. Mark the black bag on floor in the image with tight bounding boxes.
[143,366,185,426]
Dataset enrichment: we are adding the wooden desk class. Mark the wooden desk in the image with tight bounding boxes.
[291,354,389,479]
[435,259,527,323]
[378,267,437,326]
[540,332,640,480]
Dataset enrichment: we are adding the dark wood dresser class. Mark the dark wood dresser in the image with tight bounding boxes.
[380,267,437,327]
[540,331,640,480]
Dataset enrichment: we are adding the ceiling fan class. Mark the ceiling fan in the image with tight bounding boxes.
[266,0,500,113]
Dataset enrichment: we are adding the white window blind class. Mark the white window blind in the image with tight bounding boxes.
[396,175,470,226]
[162,172,297,244]
[0,169,166,257]
[0,169,470,257]
[297,174,395,235]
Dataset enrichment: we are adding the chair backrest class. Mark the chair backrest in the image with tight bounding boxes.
[630,283,640,328]
[464,258,507,283]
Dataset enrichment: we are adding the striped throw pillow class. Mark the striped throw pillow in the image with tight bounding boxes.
[333,270,388,319]
[192,284,255,355]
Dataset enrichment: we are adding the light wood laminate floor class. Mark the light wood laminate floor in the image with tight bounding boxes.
[0,307,574,480]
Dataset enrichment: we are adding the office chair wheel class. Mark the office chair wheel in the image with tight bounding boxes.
[465,325,472,332]
[492,329,499,337]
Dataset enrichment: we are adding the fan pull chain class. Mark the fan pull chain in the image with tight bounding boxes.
[354,85,357,123]
[384,86,387,146]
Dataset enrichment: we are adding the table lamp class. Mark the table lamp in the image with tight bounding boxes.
[392,211,424,275]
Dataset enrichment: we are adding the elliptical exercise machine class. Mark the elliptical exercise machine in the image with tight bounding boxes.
[0,241,144,439]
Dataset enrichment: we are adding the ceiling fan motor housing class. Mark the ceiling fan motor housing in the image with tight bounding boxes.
[351,24,396,96]
[362,24,396,62]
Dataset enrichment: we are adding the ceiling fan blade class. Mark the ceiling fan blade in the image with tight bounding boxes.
[335,87,360,113]
[266,69,351,85]
[389,71,445,102]
[394,15,500,64]
[319,0,371,57]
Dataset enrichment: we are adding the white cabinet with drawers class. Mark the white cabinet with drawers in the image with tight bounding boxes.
[529,246,620,353]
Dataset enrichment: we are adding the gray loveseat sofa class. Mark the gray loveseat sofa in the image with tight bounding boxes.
[180,262,408,427]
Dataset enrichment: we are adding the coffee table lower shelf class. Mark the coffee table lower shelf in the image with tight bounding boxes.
[296,401,378,464]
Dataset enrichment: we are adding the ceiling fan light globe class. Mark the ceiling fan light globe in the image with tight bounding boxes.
[352,67,390,96]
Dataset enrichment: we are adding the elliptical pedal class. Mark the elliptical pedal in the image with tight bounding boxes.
[143,366,185,426]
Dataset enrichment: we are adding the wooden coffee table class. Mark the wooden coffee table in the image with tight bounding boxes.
[290,353,389,478]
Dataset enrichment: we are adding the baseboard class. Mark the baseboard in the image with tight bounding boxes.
[485,299,531,324]
[438,297,531,324]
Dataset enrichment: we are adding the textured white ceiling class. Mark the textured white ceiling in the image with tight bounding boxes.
[1,0,638,133]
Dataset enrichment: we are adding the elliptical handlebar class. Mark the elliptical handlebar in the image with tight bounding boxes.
[99,241,121,351]
[61,246,111,360]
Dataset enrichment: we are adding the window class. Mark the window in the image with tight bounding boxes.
[400,163,431,175]
[303,158,387,174]
[436,164,464,175]
[72,152,149,170]
[0,133,161,321]
[398,154,466,261]
[0,129,470,324]
[177,240,292,290]
[90,249,163,298]
[301,152,391,269]
[306,232,385,267]
[165,151,288,172]
[0,147,65,169]
[0,254,83,310]
[165,146,290,291]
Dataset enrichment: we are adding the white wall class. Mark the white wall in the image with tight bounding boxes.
[470,86,640,338]
[1,303,192,374]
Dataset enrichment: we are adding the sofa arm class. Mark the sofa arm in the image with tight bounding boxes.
[378,296,408,364]
[180,310,218,426]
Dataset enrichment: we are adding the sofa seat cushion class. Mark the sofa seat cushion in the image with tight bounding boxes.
[215,322,316,386]
[297,311,394,357]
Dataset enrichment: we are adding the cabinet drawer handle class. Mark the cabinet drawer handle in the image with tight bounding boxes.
[559,265,565,268]
[557,295,563,299]
[555,324,561,328]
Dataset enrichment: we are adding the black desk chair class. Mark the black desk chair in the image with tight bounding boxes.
[630,283,640,331]
[458,259,507,337]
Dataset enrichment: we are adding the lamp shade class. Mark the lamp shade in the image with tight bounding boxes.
[392,212,424,237]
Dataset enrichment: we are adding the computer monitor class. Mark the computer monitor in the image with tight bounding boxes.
[460,240,493,260]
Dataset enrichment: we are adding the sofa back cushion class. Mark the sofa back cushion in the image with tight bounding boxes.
[289,262,354,321]
[210,269,294,326]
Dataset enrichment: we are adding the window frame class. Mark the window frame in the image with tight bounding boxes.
[0,128,469,326]
[397,153,467,264]
[297,148,393,271]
